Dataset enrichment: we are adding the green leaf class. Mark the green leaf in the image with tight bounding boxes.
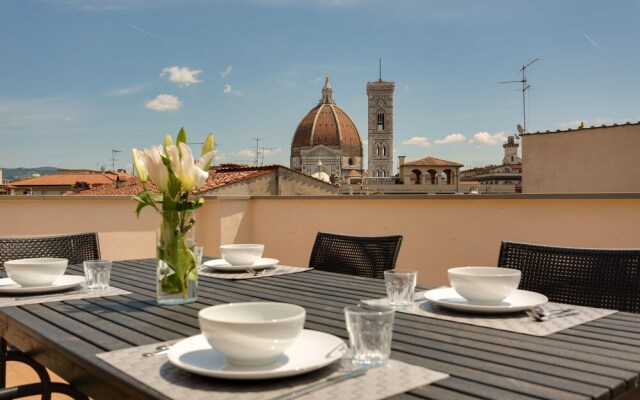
[160,273,184,294]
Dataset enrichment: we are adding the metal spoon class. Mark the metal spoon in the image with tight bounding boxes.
[142,344,171,357]
[245,267,260,276]
[526,307,579,321]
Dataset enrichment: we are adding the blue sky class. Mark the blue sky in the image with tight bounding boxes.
[1,0,639,172]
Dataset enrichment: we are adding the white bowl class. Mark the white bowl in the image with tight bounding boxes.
[219,244,264,266]
[198,302,305,366]
[448,267,521,305]
[4,258,68,287]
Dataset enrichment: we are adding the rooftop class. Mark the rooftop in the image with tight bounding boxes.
[404,157,464,167]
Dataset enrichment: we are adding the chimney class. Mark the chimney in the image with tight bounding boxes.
[398,156,405,167]
[115,176,127,189]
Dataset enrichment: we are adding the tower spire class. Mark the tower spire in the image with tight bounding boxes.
[379,58,382,81]
[319,73,336,105]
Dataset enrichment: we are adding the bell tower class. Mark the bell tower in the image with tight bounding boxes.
[502,135,521,165]
[367,69,395,180]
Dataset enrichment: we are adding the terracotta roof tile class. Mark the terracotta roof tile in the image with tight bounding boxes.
[404,157,464,167]
[68,165,289,196]
[10,172,126,187]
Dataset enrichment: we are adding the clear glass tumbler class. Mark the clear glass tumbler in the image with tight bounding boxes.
[83,260,112,290]
[344,304,395,368]
[384,269,417,309]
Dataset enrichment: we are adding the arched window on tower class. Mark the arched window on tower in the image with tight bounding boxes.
[376,146,379,156]
[382,146,386,156]
[377,113,385,131]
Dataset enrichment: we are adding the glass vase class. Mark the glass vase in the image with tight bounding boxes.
[156,209,198,305]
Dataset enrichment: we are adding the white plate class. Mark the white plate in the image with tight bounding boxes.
[424,287,548,313]
[168,329,346,380]
[0,275,85,295]
[202,258,279,272]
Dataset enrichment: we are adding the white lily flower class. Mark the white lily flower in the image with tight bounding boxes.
[132,148,148,183]
[192,161,210,189]
[143,145,170,193]
[167,142,206,192]
[197,151,215,172]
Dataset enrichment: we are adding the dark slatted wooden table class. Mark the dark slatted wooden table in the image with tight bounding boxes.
[1,259,640,400]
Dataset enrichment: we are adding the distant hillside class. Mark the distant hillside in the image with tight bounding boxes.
[1,167,58,182]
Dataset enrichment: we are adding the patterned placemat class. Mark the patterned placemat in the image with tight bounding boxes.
[97,339,448,400]
[199,265,313,280]
[0,285,131,307]
[364,291,617,337]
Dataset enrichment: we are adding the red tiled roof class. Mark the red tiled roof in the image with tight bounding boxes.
[65,175,158,196]
[404,157,463,167]
[291,104,362,148]
[68,165,283,196]
[9,172,125,187]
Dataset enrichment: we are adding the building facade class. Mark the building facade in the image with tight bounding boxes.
[460,135,522,193]
[366,79,395,181]
[522,121,640,193]
[290,75,363,183]
[399,156,463,191]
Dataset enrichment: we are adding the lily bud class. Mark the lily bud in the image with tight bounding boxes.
[132,148,149,183]
[176,127,187,145]
[163,134,173,148]
[200,133,215,170]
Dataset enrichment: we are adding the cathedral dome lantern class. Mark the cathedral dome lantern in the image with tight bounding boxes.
[290,75,363,181]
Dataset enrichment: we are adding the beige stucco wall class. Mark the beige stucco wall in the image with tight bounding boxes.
[522,123,640,193]
[1,194,639,287]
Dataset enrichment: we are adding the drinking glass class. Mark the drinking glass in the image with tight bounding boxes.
[83,260,112,290]
[194,246,204,270]
[384,269,417,309]
[344,304,395,368]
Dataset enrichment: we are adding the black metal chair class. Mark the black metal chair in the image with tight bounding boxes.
[309,232,403,279]
[498,241,640,313]
[0,232,100,269]
[0,232,99,400]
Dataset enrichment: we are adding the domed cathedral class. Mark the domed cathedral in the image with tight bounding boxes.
[290,75,364,183]
[367,78,395,181]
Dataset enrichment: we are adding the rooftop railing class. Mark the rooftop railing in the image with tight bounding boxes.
[1,193,639,286]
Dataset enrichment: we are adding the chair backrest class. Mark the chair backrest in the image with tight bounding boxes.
[309,232,403,279]
[498,241,640,313]
[0,232,101,267]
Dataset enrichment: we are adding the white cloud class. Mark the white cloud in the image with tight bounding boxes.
[435,133,466,145]
[220,66,233,77]
[404,85,410,91]
[401,136,431,147]
[145,94,182,111]
[0,97,71,128]
[160,66,202,86]
[223,84,243,95]
[469,131,507,146]
[107,84,144,96]
[262,148,282,156]
[63,116,73,123]
[237,149,255,158]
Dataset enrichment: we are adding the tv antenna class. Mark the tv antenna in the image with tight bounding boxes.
[260,147,276,165]
[500,58,538,136]
[111,149,122,172]
[252,138,261,165]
